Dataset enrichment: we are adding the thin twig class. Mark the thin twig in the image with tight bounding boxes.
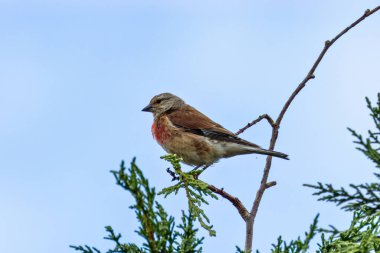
[245,6,380,252]
[235,114,275,135]
[265,181,277,189]
[207,184,250,221]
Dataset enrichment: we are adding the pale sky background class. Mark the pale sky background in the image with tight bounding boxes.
[0,1,379,252]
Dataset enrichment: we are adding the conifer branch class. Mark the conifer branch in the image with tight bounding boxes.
[159,154,218,236]
[72,159,204,253]
[305,93,380,215]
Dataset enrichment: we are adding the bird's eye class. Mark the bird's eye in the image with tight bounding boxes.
[156,99,162,104]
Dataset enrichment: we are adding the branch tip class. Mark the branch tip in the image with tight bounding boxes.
[266,181,277,189]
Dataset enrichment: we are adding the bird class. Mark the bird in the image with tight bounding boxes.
[142,93,288,167]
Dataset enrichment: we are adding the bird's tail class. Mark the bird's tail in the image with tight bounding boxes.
[247,147,289,160]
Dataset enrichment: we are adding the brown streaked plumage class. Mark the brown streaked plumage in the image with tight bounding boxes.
[142,93,289,166]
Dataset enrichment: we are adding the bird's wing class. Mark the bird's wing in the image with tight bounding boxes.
[167,105,261,148]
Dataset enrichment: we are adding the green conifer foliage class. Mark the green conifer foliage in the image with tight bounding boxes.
[267,94,380,253]
[71,159,204,253]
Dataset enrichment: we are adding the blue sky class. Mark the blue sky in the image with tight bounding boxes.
[0,1,379,252]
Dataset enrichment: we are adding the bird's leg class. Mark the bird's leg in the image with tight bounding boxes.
[191,165,203,180]
[191,164,212,180]
[190,165,202,172]
[191,164,211,172]
[201,164,211,172]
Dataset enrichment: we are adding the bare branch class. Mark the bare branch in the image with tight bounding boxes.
[276,7,380,127]
[207,184,250,221]
[245,6,380,252]
[235,114,275,136]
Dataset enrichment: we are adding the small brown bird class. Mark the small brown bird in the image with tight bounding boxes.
[142,93,288,166]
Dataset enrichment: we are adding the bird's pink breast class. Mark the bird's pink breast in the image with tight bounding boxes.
[151,121,171,145]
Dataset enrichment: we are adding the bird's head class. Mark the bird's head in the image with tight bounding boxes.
[142,93,185,117]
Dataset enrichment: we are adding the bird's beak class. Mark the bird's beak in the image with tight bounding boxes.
[142,104,153,112]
